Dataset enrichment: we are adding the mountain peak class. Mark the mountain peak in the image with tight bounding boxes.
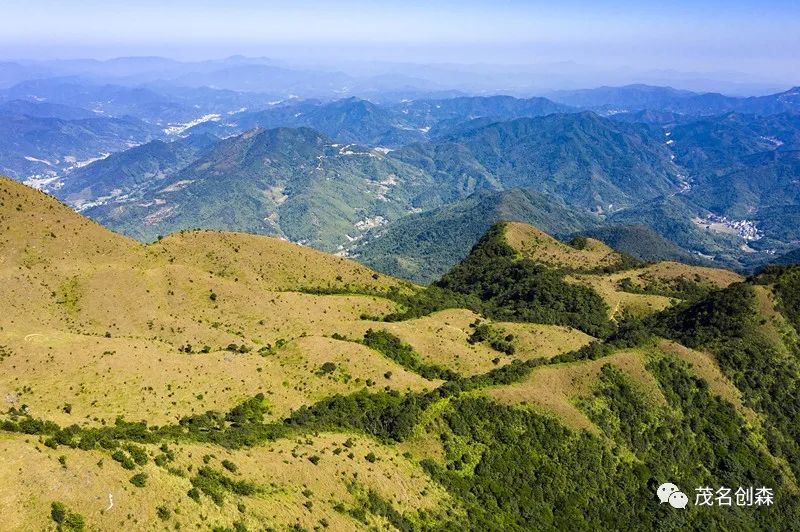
[501,221,623,271]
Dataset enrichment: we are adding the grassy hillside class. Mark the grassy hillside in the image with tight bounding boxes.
[502,221,627,270]
[3,177,800,530]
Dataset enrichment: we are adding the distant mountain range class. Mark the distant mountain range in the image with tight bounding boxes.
[73,111,694,257]
[69,104,800,278]
[185,94,575,148]
[0,107,161,186]
[83,127,439,249]
[1,74,800,281]
[389,112,681,210]
[549,84,800,116]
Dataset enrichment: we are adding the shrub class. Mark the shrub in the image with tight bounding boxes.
[126,444,148,466]
[62,513,85,532]
[50,501,85,531]
[156,505,171,521]
[318,362,337,375]
[129,472,148,487]
[190,467,258,505]
[51,502,67,524]
[111,450,135,470]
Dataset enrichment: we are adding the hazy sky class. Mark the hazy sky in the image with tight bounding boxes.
[1,0,798,84]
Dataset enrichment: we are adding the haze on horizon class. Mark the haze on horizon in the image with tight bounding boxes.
[1,0,798,94]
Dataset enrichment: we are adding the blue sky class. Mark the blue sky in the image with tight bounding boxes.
[1,0,798,83]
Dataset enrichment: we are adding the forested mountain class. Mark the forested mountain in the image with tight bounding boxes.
[548,84,698,110]
[392,95,573,126]
[606,195,745,261]
[84,127,439,248]
[0,99,97,120]
[0,112,161,184]
[579,225,706,265]
[43,102,799,280]
[667,113,800,221]
[186,95,574,148]
[58,133,219,209]
[669,112,800,172]
[185,97,427,147]
[775,247,800,265]
[0,79,194,123]
[2,75,800,282]
[293,97,427,146]
[390,112,681,211]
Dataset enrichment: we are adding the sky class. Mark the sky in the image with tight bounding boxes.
[1,0,798,86]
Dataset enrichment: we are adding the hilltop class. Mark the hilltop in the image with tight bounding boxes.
[2,177,800,530]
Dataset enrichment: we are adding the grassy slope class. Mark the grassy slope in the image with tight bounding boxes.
[502,221,741,319]
[3,178,798,529]
[503,221,624,270]
[0,177,454,529]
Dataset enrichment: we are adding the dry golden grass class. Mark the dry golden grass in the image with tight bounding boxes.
[0,177,771,527]
[567,261,742,320]
[0,329,437,427]
[154,229,409,293]
[615,261,743,288]
[484,351,665,432]
[503,221,623,270]
[0,177,439,426]
[0,431,450,531]
[0,177,458,530]
[569,273,674,319]
[335,309,594,376]
[492,320,594,361]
